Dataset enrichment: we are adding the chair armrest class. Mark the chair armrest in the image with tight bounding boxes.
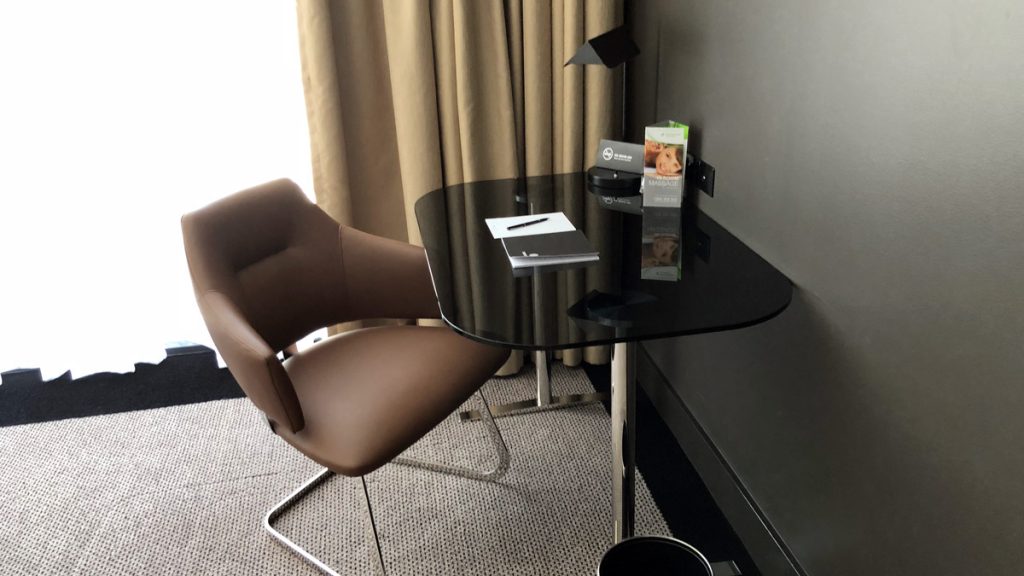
[198,291,305,433]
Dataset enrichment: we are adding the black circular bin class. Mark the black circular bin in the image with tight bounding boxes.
[598,536,713,576]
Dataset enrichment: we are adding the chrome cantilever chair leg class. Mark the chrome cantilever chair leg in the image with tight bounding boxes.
[263,389,508,575]
[393,388,510,481]
[263,469,386,575]
[362,476,387,575]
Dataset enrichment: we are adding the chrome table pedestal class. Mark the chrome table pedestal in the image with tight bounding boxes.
[458,350,605,421]
[459,269,605,422]
[611,341,637,542]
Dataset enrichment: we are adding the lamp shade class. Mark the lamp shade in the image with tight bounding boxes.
[565,25,640,68]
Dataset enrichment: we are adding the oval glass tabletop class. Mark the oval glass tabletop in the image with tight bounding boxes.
[414,172,792,350]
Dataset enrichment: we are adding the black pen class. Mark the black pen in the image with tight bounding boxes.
[507,217,549,230]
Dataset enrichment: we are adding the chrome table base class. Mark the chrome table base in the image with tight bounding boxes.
[611,341,637,543]
[610,344,745,574]
[459,350,606,422]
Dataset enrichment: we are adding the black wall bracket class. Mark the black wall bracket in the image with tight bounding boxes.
[686,154,716,197]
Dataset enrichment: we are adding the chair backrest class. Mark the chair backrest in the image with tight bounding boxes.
[182,179,444,434]
[181,179,347,432]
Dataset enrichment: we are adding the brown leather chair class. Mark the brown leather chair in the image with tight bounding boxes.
[181,179,511,575]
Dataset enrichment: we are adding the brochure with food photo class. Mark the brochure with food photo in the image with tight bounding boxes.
[642,121,689,208]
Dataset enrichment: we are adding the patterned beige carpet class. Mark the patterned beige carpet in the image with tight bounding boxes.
[1,365,667,575]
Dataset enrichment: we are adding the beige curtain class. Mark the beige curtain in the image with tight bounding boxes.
[297,0,621,371]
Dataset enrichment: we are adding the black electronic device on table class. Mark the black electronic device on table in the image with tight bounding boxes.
[589,139,644,196]
[587,166,642,194]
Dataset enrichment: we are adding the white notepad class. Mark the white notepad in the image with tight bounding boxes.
[485,211,576,239]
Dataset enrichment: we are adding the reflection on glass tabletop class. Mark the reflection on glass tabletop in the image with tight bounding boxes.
[414,172,792,350]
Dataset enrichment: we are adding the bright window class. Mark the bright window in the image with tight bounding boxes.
[0,1,314,379]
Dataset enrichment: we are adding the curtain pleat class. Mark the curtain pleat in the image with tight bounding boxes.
[297,0,621,372]
[296,0,351,225]
[380,0,443,247]
[523,1,552,177]
[505,0,526,178]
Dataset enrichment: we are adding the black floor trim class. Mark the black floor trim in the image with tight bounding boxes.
[0,347,243,427]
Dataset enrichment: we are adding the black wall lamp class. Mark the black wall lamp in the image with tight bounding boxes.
[566,23,640,139]
[567,25,642,195]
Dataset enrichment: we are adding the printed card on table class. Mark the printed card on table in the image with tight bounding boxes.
[642,121,689,208]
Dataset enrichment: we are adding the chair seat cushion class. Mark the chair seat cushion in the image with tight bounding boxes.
[277,325,509,476]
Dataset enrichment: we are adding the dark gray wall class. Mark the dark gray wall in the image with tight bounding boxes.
[627,1,1024,574]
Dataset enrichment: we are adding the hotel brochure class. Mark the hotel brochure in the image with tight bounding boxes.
[642,121,689,208]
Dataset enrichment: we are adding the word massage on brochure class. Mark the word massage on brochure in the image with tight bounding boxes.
[642,121,688,208]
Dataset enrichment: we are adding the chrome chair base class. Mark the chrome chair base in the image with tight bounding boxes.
[263,468,384,576]
[394,389,510,481]
[263,390,508,575]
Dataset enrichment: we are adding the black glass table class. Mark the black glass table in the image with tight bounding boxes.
[415,172,792,543]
